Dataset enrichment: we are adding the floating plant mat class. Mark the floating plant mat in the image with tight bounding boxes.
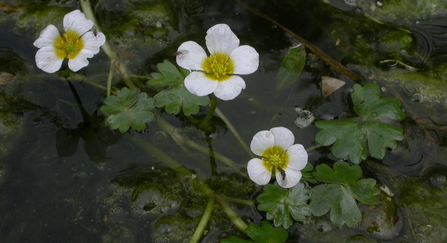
[1,0,447,242]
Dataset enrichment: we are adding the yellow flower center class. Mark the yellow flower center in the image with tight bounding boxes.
[261,146,289,173]
[53,30,84,60]
[202,52,234,81]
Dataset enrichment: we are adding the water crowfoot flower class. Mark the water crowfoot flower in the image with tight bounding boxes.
[247,127,308,188]
[176,24,259,100]
[33,10,106,73]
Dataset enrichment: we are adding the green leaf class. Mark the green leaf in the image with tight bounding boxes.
[147,60,184,87]
[275,43,306,92]
[301,163,316,183]
[313,161,362,185]
[310,184,361,228]
[100,88,155,133]
[221,237,253,243]
[315,82,405,164]
[221,221,289,243]
[257,183,311,229]
[310,162,380,227]
[154,82,209,116]
[312,162,380,204]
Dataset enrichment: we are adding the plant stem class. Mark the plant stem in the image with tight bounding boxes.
[156,118,247,178]
[189,197,215,243]
[198,95,218,134]
[79,0,137,90]
[218,198,248,231]
[106,62,113,97]
[306,144,322,153]
[126,134,250,235]
[215,108,252,157]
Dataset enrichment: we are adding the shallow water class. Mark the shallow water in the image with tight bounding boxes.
[1,0,447,242]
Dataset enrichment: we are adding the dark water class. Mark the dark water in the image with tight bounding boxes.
[1,0,447,242]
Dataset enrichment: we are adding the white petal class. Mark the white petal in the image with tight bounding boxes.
[33,25,60,48]
[68,49,94,72]
[250,130,275,156]
[213,75,246,100]
[276,169,302,188]
[81,31,106,54]
[231,45,259,75]
[184,71,218,96]
[205,24,239,55]
[247,158,271,186]
[286,144,308,171]
[270,127,295,150]
[35,46,64,73]
[63,10,93,34]
[176,41,207,71]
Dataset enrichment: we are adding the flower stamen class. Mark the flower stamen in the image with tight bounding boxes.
[53,30,84,60]
[262,146,289,174]
[202,52,234,81]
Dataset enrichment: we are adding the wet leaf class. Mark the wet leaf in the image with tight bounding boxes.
[101,87,155,133]
[257,183,311,229]
[275,43,306,92]
[312,162,380,204]
[310,162,380,228]
[147,59,184,87]
[154,82,209,116]
[310,183,361,228]
[315,82,405,164]
[221,221,289,243]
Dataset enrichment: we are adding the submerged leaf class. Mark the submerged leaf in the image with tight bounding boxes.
[101,87,155,133]
[275,43,306,92]
[315,82,405,164]
[257,183,311,229]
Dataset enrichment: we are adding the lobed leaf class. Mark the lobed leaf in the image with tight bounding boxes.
[154,82,209,116]
[101,88,155,133]
[315,82,405,164]
[310,162,380,227]
[257,183,311,229]
[147,60,184,87]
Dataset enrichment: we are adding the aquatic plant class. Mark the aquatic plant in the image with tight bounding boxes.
[176,23,259,101]
[247,127,308,188]
[33,10,105,73]
[18,0,447,242]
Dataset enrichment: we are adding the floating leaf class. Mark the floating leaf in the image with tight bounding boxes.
[275,43,306,92]
[101,87,155,133]
[310,162,380,228]
[257,183,311,229]
[154,82,209,116]
[147,59,184,87]
[315,82,405,164]
[221,221,288,243]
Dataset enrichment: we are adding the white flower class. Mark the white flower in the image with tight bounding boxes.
[247,127,308,188]
[176,24,259,101]
[33,10,106,73]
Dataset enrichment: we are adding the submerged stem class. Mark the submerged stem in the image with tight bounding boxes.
[189,197,215,243]
[198,95,218,135]
[79,0,137,90]
[215,108,252,156]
